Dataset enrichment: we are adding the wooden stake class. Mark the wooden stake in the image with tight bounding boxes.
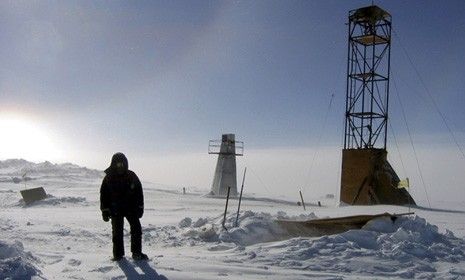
[222,186,231,230]
[299,190,306,211]
[235,167,247,227]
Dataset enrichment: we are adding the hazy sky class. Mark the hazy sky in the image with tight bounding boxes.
[1,0,464,203]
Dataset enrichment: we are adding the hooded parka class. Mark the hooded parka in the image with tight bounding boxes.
[100,153,144,217]
[100,153,145,258]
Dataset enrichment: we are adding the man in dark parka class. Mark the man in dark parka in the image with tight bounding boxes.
[100,152,148,261]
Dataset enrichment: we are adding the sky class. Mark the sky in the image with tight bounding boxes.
[1,0,464,204]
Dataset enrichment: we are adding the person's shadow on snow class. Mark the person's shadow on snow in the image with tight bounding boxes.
[117,259,168,280]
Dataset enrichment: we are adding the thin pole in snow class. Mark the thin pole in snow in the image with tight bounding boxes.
[235,167,247,227]
[407,177,411,213]
[299,190,306,211]
[222,186,231,230]
[22,172,27,190]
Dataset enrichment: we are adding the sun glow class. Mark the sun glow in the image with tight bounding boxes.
[0,116,62,162]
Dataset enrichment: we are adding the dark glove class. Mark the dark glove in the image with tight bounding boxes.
[137,207,144,219]
[102,209,111,222]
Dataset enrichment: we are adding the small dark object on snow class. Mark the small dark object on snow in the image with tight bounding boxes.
[20,187,47,204]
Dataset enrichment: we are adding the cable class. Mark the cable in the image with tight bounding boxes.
[393,28,465,161]
[389,121,407,178]
[389,108,412,212]
[392,76,432,208]
[303,93,335,195]
[243,161,275,197]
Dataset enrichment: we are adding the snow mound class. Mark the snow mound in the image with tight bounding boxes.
[142,211,298,247]
[179,217,192,228]
[160,211,319,247]
[240,215,465,278]
[218,211,295,246]
[143,212,465,278]
[0,240,41,279]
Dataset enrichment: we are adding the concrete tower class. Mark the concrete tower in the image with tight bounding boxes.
[208,134,243,197]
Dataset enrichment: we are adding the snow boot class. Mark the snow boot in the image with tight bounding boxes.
[111,255,124,261]
[132,252,148,260]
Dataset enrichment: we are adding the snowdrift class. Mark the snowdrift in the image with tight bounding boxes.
[141,211,465,278]
[0,240,41,279]
[242,215,465,277]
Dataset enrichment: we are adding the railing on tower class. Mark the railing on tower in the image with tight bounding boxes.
[208,139,244,156]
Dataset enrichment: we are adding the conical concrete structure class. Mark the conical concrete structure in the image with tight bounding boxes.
[208,134,243,197]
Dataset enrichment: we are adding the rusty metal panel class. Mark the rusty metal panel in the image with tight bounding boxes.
[340,149,415,205]
[340,149,378,204]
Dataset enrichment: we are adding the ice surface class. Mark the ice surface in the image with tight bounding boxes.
[0,158,464,279]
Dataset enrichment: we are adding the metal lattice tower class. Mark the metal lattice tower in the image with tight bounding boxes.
[344,5,392,149]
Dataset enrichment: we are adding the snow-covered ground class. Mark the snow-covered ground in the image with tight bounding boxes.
[1,159,464,279]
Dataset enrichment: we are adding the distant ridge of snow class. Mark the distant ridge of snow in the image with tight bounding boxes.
[0,158,103,181]
[0,159,30,168]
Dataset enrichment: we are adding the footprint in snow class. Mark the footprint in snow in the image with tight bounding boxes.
[68,259,81,266]
[90,265,114,273]
[36,252,64,265]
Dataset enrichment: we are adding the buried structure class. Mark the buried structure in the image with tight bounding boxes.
[340,5,415,205]
[208,134,244,197]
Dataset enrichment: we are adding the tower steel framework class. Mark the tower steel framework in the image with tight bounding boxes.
[344,6,392,150]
